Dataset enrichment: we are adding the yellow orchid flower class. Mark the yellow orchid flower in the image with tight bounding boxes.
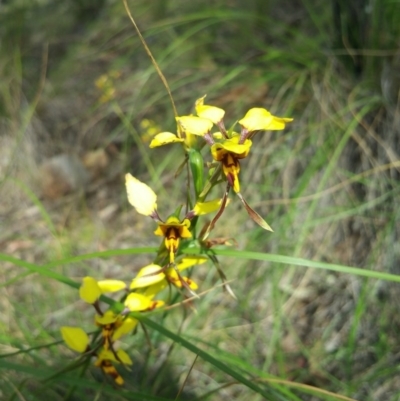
[61,324,133,386]
[154,216,192,263]
[149,96,223,149]
[149,99,292,150]
[204,134,273,234]
[125,174,228,263]
[210,134,252,193]
[200,106,292,233]
[95,311,138,349]
[95,311,121,350]
[95,348,133,385]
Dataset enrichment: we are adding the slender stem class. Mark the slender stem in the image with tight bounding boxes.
[122,0,179,121]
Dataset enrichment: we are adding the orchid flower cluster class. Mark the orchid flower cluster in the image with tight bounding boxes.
[61,96,292,385]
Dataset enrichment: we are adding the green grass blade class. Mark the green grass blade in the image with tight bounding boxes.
[183,248,400,283]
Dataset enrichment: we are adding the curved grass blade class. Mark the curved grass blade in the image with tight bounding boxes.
[186,336,356,401]
[182,248,400,283]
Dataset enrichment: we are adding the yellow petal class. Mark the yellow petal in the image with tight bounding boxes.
[153,226,164,237]
[98,280,126,293]
[165,267,179,283]
[210,136,251,161]
[166,268,198,290]
[220,139,252,155]
[166,215,181,225]
[124,293,152,311]
[149,132,184,148]
[95,310,118,325]
[180,219,192,238]
[125,173,157,216]
[112,317,138,341]
[239,108,293,131]
[61,326,89,353]
[130,264,165,289]
[185,277,198,290]
[96,349,115,363]
[176,116,213,136]
[177,256,208,272]
[195,96,225,124]
[152,300,165,309]
[116,349,133,365]
[79,276,102,304]
[142,280,168,299]
[192,199,228,216]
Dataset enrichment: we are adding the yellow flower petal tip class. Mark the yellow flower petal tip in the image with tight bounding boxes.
[239,108,293,132]
[149,132,184,148]
[124,293,153,311]
[186,278,198,291]
[177,256,208,271]
[125,173,158,216]
[97,280,126,293]
[176,116,213,136]
[95,311,118,325]
[61,326,89,353]
[97,348,133,366]
[116,349,133,366]
[112,317,138,341]
[142,280,168,299]
[193,199,229,216]
[212,132,224,139]
[195,96,225,124]
[195,95,207,106]
[80,276,102,304]
[130,264,165,289]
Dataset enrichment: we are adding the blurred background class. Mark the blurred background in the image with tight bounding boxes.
[1,0,400,400]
